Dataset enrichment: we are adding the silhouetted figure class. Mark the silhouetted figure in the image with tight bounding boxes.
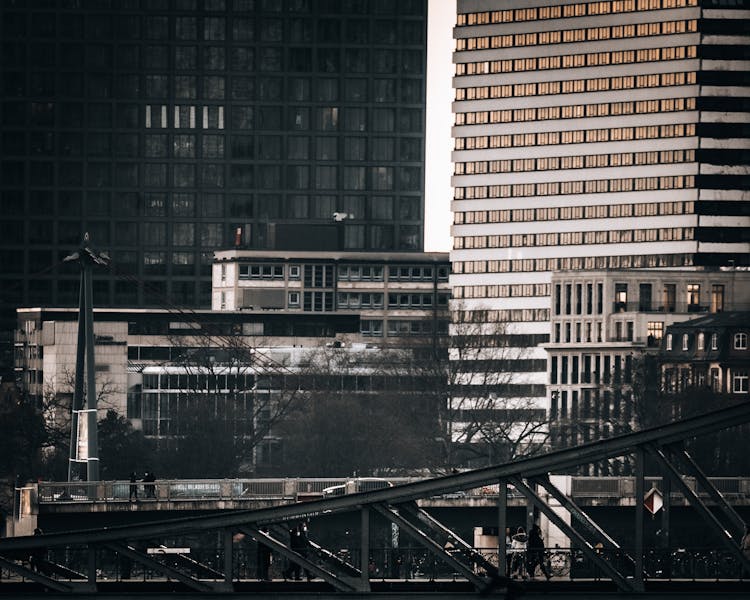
[142,471,156,498]
[510,527,527,579]
[129,472,138,501]
[526,524,550,580]
[30,528,46,572]
[287,522,312,580]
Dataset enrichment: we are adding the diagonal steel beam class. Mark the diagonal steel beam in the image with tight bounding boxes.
[508,476,636,593]
[530,474,633,568]
[644,444,750,574]
[240,525,360,592]
[0,555,75,593]
[664,443,746,536]
[104,543,215,592]
[372,503,490,591]
[398,501,500,578]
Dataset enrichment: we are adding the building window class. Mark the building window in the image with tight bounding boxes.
[711,284,725,313]
[666,333,673,351]
[663,284,676,312]
[682,333,689,351]
[288,292,300,307]
[710,368,720,392]
[735,333,748,350]
[614,282,627,311]
[711,333,718,350]
[697,332,704,351]
[647,321,663,346]
[687,283,700,311]
[733,370,749,394]
[639,283,652,312]
[289,265,300,279]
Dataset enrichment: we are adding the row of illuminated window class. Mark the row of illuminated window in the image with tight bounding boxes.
[455,45,696,76]
[456,0,696,26]
[454,175,695,200]
[137,105,423,134]
[666,331,748,352]
[455,71,696,101]
[452,252,693,275]
[553,320,605,344]
[453,283,551,300]
[360,319,449,337]
[453,308,550,324]
[455,150,694,176]
[455,19,697,51]
[455,123,696,151]
[454,201,694,225]
[454,97,696,125]
[663,367,748,395]
[454,227,693,250]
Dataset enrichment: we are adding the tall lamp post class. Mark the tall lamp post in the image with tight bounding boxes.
[63,233,109,482]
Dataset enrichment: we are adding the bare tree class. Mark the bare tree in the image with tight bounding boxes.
[152,326,304,477]
[277,345,439,476]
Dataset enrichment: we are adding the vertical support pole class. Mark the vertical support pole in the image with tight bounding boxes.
[68,277,86,482]
[497,479,507,577]
[661,472,671,551]
[224,528,234,585]
[84,264,99,482]
[634,448,645,591]
[360,506,370,591]
[88,544,97,586]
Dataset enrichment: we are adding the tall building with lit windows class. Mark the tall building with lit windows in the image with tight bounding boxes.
[0,0,428,377]
[451,1,750,414]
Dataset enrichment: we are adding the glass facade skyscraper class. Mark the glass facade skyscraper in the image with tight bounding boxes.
[0,0,428,375]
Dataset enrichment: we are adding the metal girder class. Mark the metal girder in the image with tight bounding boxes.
[239,525,361,592]
[529,475,636,572]
[372,503,491,592]
[398,501,500,578]
[508,476,636,593]
[0,555,77,593]
[644,443,750,574]
[104,542,216,592]
[4,403,749,558]
[664,443,746,536]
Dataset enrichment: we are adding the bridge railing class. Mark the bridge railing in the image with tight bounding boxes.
[3,545,747,584]
[36,476,750,505]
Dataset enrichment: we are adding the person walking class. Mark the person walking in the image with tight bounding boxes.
[526,524,551,580]
[129,471,138,502]
[510,526,528,579]
[142,471,156,498]
[741,524,750,564]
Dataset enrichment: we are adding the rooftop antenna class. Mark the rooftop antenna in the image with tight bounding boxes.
[62,233,110,482]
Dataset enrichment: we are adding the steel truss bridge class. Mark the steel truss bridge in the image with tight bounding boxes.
[2,403,750,597]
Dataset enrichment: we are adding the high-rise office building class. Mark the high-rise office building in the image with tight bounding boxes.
[451,0,750,407]
[0,0,428,375]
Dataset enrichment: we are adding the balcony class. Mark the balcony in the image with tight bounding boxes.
[612,302,711,314]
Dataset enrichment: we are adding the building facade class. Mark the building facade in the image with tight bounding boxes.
[451,0,750,409]
[660,311,750,397]
[544,268,750,467]
[212,249,451,341]
[0,0,428,376]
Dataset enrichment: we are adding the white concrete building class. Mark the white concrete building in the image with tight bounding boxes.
[450,1,750,412]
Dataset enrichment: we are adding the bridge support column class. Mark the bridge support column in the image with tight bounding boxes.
[360,506,370,591]
[88,544,97,586]
[223,528,234,585]
[497,479,507,576]
[634,448,645,591]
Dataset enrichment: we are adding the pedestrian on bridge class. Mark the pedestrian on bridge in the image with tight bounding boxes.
[129,472,138,502]
[526,524,551,581]
[510,527,528,579]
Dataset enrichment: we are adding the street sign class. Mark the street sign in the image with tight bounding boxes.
[644,487,663,515]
